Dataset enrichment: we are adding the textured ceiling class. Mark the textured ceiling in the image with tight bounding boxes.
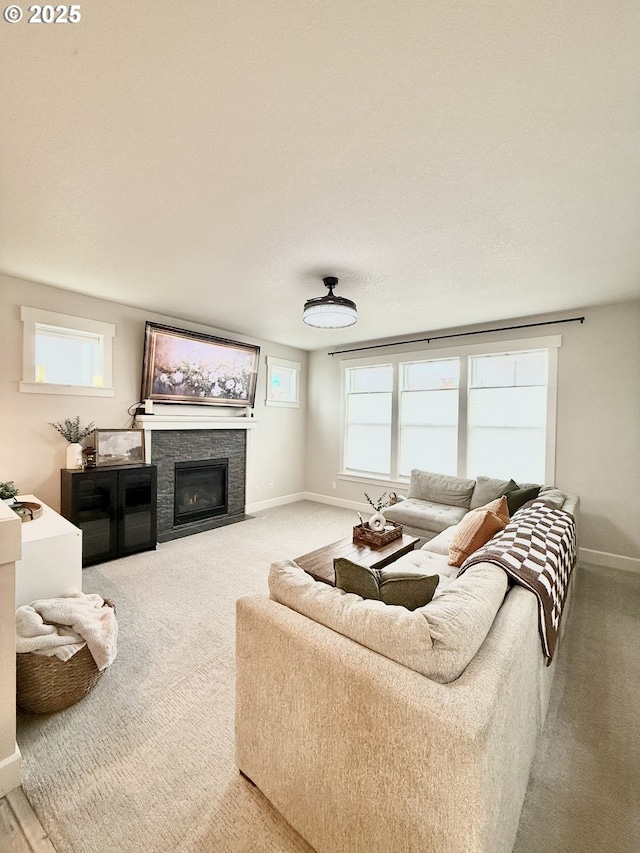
[1,1,639,350]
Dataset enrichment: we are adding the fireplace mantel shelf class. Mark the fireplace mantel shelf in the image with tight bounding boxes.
[135,414,258,431]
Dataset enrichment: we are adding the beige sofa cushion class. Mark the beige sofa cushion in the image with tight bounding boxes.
[383,498,467,534]
[407,469,476,508]
[538,486,566,508]
[269,559,508,683]
[420,526,456,556]
[388,547,456,579]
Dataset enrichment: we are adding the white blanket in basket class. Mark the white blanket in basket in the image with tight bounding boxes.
[16,589,118,670]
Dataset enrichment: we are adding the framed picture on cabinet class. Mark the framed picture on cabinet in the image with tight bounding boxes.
[94,429,145,466]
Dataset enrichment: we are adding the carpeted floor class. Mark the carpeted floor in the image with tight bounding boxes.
[15,501,640,853]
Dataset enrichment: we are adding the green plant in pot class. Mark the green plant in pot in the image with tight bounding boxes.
[0,480,19,504]
[364,491,390,531]
[50,416,95,469]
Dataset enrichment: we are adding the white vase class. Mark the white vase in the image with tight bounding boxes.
[368,512,386,532]
[66,442,83,469]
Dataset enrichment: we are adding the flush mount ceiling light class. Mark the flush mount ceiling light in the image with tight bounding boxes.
[302,276,357,329]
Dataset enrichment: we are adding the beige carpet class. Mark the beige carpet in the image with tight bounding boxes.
[16,501,640,853]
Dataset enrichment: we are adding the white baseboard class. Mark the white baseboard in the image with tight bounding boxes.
[0,746,21,798]
[247,492,371,516]
[301,492,371,514]
[245,492,307,514]
[579,548,640,574]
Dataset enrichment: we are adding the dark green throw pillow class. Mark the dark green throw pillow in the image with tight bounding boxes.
[333,558,439,611]
[500,479,541,515]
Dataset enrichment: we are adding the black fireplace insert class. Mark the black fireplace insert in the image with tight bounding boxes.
[174,458,228,526]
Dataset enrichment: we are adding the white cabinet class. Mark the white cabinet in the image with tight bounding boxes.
[14,495,82,607]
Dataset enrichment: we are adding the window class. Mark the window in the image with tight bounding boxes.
[399,359,460,477]
[344,365,393,476]
[341,336,560,485]
[467,351,548,482]
[20,306,115,396]
[265,356,301,407]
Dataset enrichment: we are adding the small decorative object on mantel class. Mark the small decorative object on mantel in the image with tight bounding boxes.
[0,480,19,504]
[49,416,95,470]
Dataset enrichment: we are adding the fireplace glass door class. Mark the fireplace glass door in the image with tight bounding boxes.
[174,458,228,526]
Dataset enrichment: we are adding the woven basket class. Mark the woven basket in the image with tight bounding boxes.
[16,598,115,714]
[353,521,403,547]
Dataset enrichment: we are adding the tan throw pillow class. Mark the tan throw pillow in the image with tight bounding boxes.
[447,497,510,567]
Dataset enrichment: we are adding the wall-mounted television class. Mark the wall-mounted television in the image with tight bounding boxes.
[140,321,260,408]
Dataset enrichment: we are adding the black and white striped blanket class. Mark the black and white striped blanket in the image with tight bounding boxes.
[458,499,577,664]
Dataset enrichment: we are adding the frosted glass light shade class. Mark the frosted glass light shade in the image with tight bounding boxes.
[303,299,357,328]
[303,277,357,328]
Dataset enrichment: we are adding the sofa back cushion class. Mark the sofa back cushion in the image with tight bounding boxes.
[538,486,566,509]
[269,559,508,683]
[470,475,515,509]
[407,469,475,509]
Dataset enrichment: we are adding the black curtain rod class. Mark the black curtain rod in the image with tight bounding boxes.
[328,316,585,356]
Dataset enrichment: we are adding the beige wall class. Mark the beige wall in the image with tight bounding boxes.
[2,277,638,561]
[0,275,307,512]
[306,301,640,561]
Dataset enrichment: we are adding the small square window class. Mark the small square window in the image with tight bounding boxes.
[266,357,301,407]
[20,306,115,397]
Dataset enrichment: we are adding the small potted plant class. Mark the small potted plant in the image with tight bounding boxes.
[50,416,95,469]
[0,481,19,504]
[364,491,390,531]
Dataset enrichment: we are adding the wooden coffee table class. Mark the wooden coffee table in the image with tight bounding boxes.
[294,534,421,585]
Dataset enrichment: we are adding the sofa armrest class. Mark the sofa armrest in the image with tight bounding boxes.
[236,589,544,853]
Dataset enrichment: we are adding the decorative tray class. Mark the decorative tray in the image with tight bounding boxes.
[353,521,403,547]
[12,501,43,523]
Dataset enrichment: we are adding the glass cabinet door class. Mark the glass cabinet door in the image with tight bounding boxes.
[74,470,118,565]
[118,466,157,556]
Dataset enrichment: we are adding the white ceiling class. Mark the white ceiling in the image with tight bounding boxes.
[1,2,639,350]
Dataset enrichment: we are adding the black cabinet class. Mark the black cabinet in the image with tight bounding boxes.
[61,464,157,566]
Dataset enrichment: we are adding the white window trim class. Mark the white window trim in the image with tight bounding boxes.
[340,334,561,485]
[265,356,301,408]
[544,346,559,484]
[20,306,115,397]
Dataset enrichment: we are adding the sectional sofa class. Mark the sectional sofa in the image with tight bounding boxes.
[235,477,579,853]
[383,468,570,540]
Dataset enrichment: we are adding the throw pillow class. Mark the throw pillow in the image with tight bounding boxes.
[500,480,541,515]
[447,496,510,567]
[333,558,439,611]
[469,475,516,509]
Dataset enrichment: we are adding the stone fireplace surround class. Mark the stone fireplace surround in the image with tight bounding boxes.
[135,414,256,543]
